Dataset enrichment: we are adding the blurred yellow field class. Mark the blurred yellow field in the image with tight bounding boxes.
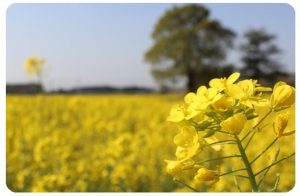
[6,95,294,192]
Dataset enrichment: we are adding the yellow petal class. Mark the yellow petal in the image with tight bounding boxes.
[220,113,247,135]
[175,142,200,160]
[167,105,185,122]
[197,86,208,95]
[227,72,240,85]
[173,126,198,147]
[209,79,224,91]
[184,92,196,104]
[255,87,272,92]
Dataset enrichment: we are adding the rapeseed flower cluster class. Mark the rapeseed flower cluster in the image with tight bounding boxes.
[23,55,45,77]
[166,73,295,192]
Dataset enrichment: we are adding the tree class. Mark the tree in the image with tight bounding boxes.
[240,29,286,85]
[145,4,235,92]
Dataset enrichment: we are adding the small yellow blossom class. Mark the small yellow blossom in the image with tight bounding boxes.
[227,79,269,108]
[196,86,223,104]
[209,72,240,92]
[194,168,219,183]
[185,86,222,119]
[184,92,197,104]
[175,142,200,161]
[273,112,295,137]
[24,55,45,76]
[220,113,247,135]
[227,79,255,104]
[173,126,198,148]
[212,96,234,112]
[165,159,195,176]
[270,82,295,110]
[167,104,186,122]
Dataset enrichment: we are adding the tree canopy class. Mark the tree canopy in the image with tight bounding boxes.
[240,29,287,85]
[145,4,235,92]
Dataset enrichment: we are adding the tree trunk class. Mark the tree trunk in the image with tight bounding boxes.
[187,70,196,92]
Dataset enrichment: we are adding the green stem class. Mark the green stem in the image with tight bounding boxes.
[244,131,256,150]
[250,137,278,165]
[243,110,273,150]
[206,140,236,147]
[233,175,242,192]
[241,109,272,142]
[270,174,280,192]
[253,110,272,130]
[173,178,198,192]
[257,147,280,189]
[255,153,295,176]
[236,175,249,179]
[257,167,272,189]
[197,155,241,165]
[219,168,247,177]
[235,135,258,192]
[217,130,231,134]
[241,130,253,142]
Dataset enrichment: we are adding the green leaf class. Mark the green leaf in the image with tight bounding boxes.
[246,114,258,120]
[203,129,216,138]
[196,121,212,131]
[245,108,255,114]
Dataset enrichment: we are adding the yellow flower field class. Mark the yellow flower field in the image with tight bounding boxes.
[6,94,294,192]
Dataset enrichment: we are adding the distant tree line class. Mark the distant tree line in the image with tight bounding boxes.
[6,84,154,95]
[145,4,294,92]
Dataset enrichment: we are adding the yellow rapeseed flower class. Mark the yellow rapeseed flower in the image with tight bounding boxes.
[165,159,195,176]
[184,92,197,104]
[209,72,240,92]
[270,82,295,110]
[173,126,198,148]
[273,112,295,137]
[175,142,200,161]
[181,84,226,121]
[183,92,205,119]
[227,79,269,108]
[194,168,219,183]
[196,86,223,104]
[23,55,44,76]
[220,113,247,135]
[167,104,186,122]
[185,86,222,119]
[212,96,234,112]
[226,79,255,106]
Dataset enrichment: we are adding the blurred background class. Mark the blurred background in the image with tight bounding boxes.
[6,3,295,192]
[6,3,295,94]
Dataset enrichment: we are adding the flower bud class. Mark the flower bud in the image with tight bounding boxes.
[194,168,219,182]
[271,82,295,110]
[220,113,247,135]
[273,112,295,137]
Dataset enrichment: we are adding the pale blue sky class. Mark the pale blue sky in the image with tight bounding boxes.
[6,3,295,90]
